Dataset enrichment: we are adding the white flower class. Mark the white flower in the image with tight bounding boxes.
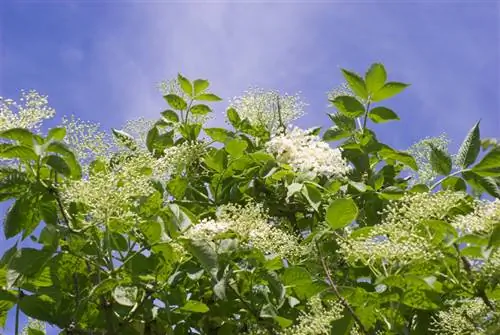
[0,90,55,132]
[451,199,500,235]
[229,88,306,133]
[266,127,350,179]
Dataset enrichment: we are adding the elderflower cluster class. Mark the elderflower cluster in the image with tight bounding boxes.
[229,88,306,134]
[61,115,115,164]
[280,295,343,335]
[406,134,452,185]
[451,199,500,235]
[266,127,350,179]
[327,82,355,102]
[339,191,467,266]
[121,117,157,149]
[431,298,496,335]
[0,90,55,132]
[185,203,302,259]
[63,152,174,228]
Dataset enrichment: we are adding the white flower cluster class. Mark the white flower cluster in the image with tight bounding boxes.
[431,298,496,335]
[229,88,306,134]
[185,203,302,259]
[451,199,500,235]
[339,191,467,267]
[266,127,350,179]
[0,90,55,132]
[280,295,343,335]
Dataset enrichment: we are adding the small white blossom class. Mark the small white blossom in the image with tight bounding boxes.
[0,90,55,132]
[451,199,500,235]
[266,127,350,179]
[229,88,306,133]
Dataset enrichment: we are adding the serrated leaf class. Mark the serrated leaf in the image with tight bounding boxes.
[331,96,365,118]
[462,171,500,198]
[327,113,356,131]
[365,63,387,94]
[195,93,222,102]
[193,79,209,95]
[341,69,368,100]
[472,147,500,176]
[190,104,212,115]
[326,198,358,229]
[379,146,418,171]
[368,107,399,123]
[371,82,410,102]
[177,73,193,96]
[455,121,481,168]
[429,143,452,175]
[181,300,209,313]
[323,127,351,142]
[164,94,188,110]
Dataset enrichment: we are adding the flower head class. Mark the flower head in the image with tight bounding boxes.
[266,127,350,179]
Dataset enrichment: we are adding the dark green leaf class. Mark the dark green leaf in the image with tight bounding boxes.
[4,197,39,239]
[365,63,387,94]
[379,146,418,171]
[184,239,218,278]
[19,294,56,323]
[44,155,71,176]
[327,113,356,131]
[323,127,351,142]
[161,110,179,123]
[341,69,368,100]
[177,73,193,96]
[331,96,365,118]
[164,94,188,110]
[441,176,467,191]
[368,107,399,123]
[429,143,452,175]
[371,82,410,102]
[9,248,52,277]
[462,171,500,198]
[46,142,82,179]
[472,147,500,176]
[195,93,222,102]
[488,225,500,248]
[301,183,322,212]
[190,104,212,115]
[456,121,480,168]
[326,198,358,229]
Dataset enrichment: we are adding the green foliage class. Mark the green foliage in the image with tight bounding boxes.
[0,65,499,335]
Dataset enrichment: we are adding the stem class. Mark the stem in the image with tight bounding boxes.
[430,169,466,190]
[361,100,371,133]
[15,288,21,335]
[317,247,368,334]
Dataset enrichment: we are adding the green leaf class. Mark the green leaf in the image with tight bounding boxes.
[331,96,365,118]
[225,139,248,158]
[195,93,222,102]
[274,316,293,329]
[167,177,188,199]
[328,113,356,131]
[164,94,188,110]
[326,198,358,229]
[204,128,233,143]
[9,248,52,277]
[301,183,322,212]
[488,225,500,248]
[283,267,312,286]
[0,145,38,161]
[193,79,210,95]
[184,239,218,278]
[44,155,71,177]
[19,294,56,323]
[379,146,418,171]
[341,69,368,100]
[190,104,212,115]
[456,121,481,168]
[161,110,179,123]
[181,300,209,313]
[27,328,45,335]
[204,149,226,172]
[462,171,500,198]
[177,73,193,96]
[429,143,452,175]
[323,127,351,142]
[365,63,387,94]
[227,108,241,128]
[47,127,66,141]
[368,107,399,123]
[0,290,16,328]
[111,128,138,151]
[371,82,410,102]
[472,147,500,176]
[441,176,467,191]
[146,127,173,155]
[112,285,138,307]
[46,142,82,179]
[4,197,39,239]
[0,128,35,146]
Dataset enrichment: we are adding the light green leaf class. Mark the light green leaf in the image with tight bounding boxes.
[193,79,210,95]
[111,128,137,151]
[181,300,209,313]
[341,69,368,100]
[204,149,226,172]
[190,104,212,115]
[204,128,233,143]
[301,183,322,212]
[47,127,66,141]
[472,147,500,176]
[225,139,248,158]
[365,63,387,94]
[195,93,222,102]
[0,145,38,161]
[185,239,218,278]
[112,285,138,307]
[371,82,410,102]
[164,94,188,110]
[323,127,351,142]
[368,107,399,123]
[429,143,452,175]
[331,96,365,118]
[326,198,358,229]
[456,121,480,168]
[0,128,35,146]
[161,109,179,123]
[177,73,193,96]
[227,107,241,128]
[274,316,293,329]
[379,146,418,171]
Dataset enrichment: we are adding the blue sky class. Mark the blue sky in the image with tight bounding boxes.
[1,0,499,333]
